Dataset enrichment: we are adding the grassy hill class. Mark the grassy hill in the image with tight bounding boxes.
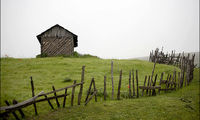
[0,57,199,120]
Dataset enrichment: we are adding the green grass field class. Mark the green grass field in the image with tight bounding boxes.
[0,57,199,120]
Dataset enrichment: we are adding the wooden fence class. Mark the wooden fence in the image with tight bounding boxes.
[0,55,195,119]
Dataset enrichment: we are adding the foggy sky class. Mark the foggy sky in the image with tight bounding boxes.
[1,0,199,59]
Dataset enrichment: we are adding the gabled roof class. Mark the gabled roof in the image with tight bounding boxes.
[37,24,78,47]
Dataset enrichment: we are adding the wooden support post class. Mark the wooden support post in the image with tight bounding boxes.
[63,89,68,107]
[141,76,147,96]
[104,75,107,100]
[93,79,97,102]
[85,78,94,102]
[117,70,122,100]
[146,76,150,95]
[13,99,25,118]
[136,70,139,98]
[111,61,114,100]
[152,74,158,96]
[132,70,135,96]
[30,77,38,115]
[128,71,132,98]
[149,61,156,95]
[78,66,85,105]
[158,72,164,94]
[5,100,19,120]
[85,91,97,106]
[44,95,54,109]
[52,86,60,108]
[71,80,76,106]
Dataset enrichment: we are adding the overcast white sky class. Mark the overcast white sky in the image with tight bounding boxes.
[1,0,199,59]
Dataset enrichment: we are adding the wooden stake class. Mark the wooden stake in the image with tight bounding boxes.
[63,89,68,108]
[158,72,164,94]
[85,78,94,102]
[5,100,19,120]
[71,80,76,106]
[30,77,38,115]
[132,70,135,96]
[13,99,25,118]
[117,70,122,100]
[78,66,85,105]
[136,70,139,98]
[146,76,150,95]
[141,76,147,96]
[52,86,60,108]
[152,74,157,96]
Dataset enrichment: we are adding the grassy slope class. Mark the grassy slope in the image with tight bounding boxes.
[0,57,199,120]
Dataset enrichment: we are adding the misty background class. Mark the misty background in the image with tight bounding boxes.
[1,0,199,59]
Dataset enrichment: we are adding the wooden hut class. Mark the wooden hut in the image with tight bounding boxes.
[37,24,78,56]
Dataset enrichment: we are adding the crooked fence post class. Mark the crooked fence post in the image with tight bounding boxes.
[63,88,68,108]
[117,70,122,100]
[78,66,85,105]
[85,78,94,102]
[146,76,150,95]
[5,100,20,120]
[142,75,147,96]
[13,99,25,118]
[52,85,60,108]
[158,72,164,94]
[136,70,139,98]
[71,80,76,106]
[30,76,38,115]
[152,74,158,96]
[132,70,136,97]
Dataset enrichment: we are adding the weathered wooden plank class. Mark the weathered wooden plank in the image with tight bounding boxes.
[71,80,77,106]
[30,77,38,115]
[78,66,85,105]
[117,70,122,100]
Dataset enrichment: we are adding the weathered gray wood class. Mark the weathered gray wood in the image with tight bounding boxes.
[85,91,97,106]
[117,70,122,100]
[93,79,97,102]
[104,75,107,100]
[111,61,114,100]
[141,76,147,96]
[13,100,25,118]
[5,101,19,120]
[63,89,68,108]
[136,70,139,98]
[71,80,76,106]
[128,71,132,98]
[132,70,135,96]
[52,86,60,108]
[152,74,158,96]
[158,72,164,94]
[78,66,85,105]
[30,77,38,115]
[85,78,94,102]
[146,76,150,95]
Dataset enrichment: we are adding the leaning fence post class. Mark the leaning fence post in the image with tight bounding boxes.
[63,88,68,108]
[71,80,77,106]
[5,100,20,120]
[13,99,25,118]
[30,76,38,115]
[158,72,164,94]
[93,79,97,102]
[85,78,94,102]
[117,70,122,100]
[52,85,60,108]
[78,66,85,105]
[152,74,158,96]
[104,75,107,100]
[128,71,132,98]
[136,70,139,98]
[141,75,147,96]
[132,70,136,96]
[146,76,150,95]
